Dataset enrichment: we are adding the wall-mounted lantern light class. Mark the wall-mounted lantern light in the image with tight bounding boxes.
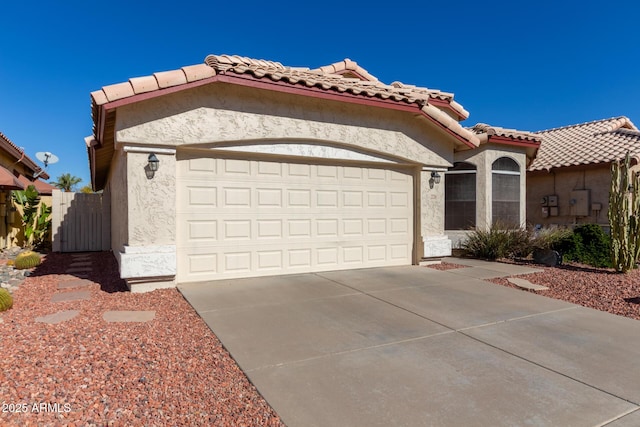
[148,153,159,172]
[145,153,160,179]
[430,171,441,185]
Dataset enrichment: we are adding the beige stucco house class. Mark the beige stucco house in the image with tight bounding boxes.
[527,117,640,228]
[0,131,54,248]
[88,54,539,291]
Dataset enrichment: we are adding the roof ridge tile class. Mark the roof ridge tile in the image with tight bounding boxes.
[535,116,633,134]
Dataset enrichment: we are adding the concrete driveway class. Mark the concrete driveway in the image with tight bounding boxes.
[179,260,640,426]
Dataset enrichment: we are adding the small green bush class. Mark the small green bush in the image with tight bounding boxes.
[0,288,13,312]
[556,224,612,268]
[461,222,532,260]
[14,250,41,270]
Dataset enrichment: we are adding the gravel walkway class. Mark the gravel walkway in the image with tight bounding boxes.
[0,252,284,426]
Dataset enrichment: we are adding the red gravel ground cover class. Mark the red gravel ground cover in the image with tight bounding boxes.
[433,261,640,321]
[0,252,284,426]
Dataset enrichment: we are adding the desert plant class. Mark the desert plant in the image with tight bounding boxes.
[0,288,13,312]
[461,222,532,260]
[557,224,612,268]
[11,185,51,250]
[609,152,640,273]
[529,226,573,265]
[530,226,573,252]
[14,250,41,270]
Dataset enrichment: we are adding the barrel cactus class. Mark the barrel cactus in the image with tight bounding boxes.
[14,251,41,270]
[0,288,13,312]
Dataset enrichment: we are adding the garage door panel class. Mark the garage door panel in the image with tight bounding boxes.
[257,188,283,207]
[177,157,413,282]
[257,161,282,176]
[257,220,283,239]
[288,163,311,177]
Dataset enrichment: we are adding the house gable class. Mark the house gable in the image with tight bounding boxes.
[89,54,481,190]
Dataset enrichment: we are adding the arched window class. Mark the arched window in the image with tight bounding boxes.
[445,162,476,230]
[492,157,520,225]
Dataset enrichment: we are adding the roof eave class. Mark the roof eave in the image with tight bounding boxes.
[91,72,479,168]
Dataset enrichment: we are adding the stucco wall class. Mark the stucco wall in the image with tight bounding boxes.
[421,168,446,237]
[107,151,128,256]
[125,151,176,246]
[114,83,455,169]
[527,165,612,227]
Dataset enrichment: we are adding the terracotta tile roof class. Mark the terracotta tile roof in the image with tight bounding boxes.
[0,131,48,180]
[470,123,541,143]
[205,54,469,120]
[529,116,640,171]
[313,58,381,82]
[90,55,475,143]
[468,123,541,161]
[89,54,483,190]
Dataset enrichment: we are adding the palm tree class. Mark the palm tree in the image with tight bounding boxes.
[52,173,82,192]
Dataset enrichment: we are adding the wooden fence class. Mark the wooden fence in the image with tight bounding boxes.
[51,190,110,252]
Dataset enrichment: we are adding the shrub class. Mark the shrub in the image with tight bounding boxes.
[461,222,532,260]
[556,224,612,268]
[530,226,573,252]
[0,288,13,312]
[14,250,41,270]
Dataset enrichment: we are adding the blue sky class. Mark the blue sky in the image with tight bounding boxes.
[1,1,638,189]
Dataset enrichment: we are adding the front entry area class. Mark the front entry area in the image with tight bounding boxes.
[176,151,415,283]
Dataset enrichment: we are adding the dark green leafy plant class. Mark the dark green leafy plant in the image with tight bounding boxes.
[556,224,612,268]
[12,185,52,250]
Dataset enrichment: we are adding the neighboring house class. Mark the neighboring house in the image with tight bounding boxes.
[527,117,640,228]
[0,132,53,248]
[87,54,538,291]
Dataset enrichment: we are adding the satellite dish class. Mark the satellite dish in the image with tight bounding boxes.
[35,152,59,168]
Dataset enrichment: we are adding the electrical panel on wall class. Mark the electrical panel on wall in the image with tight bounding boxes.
[569,190,590,217]
[541,195,559,216]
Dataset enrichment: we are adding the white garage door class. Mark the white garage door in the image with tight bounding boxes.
[176,154,414,283]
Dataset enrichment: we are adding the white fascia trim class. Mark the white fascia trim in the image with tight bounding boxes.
[119,244,176,279]
[123,146,177,155]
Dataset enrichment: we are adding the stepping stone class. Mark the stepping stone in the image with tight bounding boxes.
[69,261,92,268]
[51,290,92,303]
[35,310,80,324]
[103,311,156,323]
[58,278,94,290]
[507,277,549,291]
